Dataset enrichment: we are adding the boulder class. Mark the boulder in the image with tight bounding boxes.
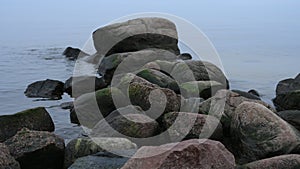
[248,89,260,97]
[180,81,224,99]
[93,17,180,56]
[177,53,192,60]
[273,90,300,111]
[4,128,65,169]
[24,79,64,99]
[162,112,223,141]
[238,154,300,169]
[60,101,74,110]
[276,74,300,96]
[62,47,89,60]
[276,110,300,131]
[64,76,107,98]
[69,155,129,169]
[230,102,300,164]
[136,68,179,93]
[198,90,275,135]
[64,137,137,168]
[128,82,180,118]
[0,107,54,142]
[0,143,20,169]
[97,49,178,84]
[232,89,261,100]
[72,87,128,128]
[121,139,236,169]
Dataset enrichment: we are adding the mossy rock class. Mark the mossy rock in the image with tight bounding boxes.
[180,81,224,99]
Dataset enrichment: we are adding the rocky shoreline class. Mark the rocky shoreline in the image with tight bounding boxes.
[1,17,300,169]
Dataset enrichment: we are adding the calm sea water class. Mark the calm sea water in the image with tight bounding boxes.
[0,1,299,140]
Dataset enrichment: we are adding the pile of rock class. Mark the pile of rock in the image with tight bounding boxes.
[8,17,300,168]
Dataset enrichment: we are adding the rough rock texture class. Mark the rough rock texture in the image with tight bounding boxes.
[128,82,180,118]
[121,139,236,169]
[162,112,223,141]
[276,74,300,95]
[0,143,20,169]
[136,68,179,93]
[273,90,300,111]
[180,81,224,99]
[4,128,65,169]
[64,76,107,98]
[0,107,54,142]
[72,87,128,128]
[232,89,261,100]
[64,137,137,168]
[69,155,129,169]
[238,154,300,169]
[198,90,276,135]
[62,47,89,60]
[277,110,300,131]
[230,102,300,164]
[97,49,178,84]
[93,17,180,56]
[24,79,64,99]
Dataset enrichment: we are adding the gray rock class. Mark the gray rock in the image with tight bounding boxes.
[4,128,65,169]
[230,102,300,164]
[232,89,261,100]
[121,139,236,169]
[93,17,180,56]
[69,155,129,169]
[24,79,64,100]
[60,101,74,110]
[273,90,300,111]
[0,143,20,169]
[276,74,300,96]
[238,154,300,169]
[0,107,54,142]
[180,81,224,99]
[63,47,89,60]
[277,110,300,131]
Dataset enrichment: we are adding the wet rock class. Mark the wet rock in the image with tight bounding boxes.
[0,107,54,142]
[230,102,300,164]
[64,137,137,168]
[277,110,300,131]
[69,155,129,169]
[198,90,275,136]
[273,90,300,111]
[137,68,179,93]
[232,89,261,100]
[178,53,192,60]
[64,76,108,98]
[238,154,300,169]
[97,49,178,84]
[0,143,20,169]
[180,81,224,99]
[24,79,64,100]
[121,139,236,169]
[93,17,180,56]
[60,101,74,110]
[4,128,65,169]
[72,87,128,128]
[162,112,223,141]
[248,89,260,97]
[62,47,89,60]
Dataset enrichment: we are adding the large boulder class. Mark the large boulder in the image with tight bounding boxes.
[93,17,180,56]
[64,76,108,98]
[97,49,178,84]
[121,139,236,169]
[0,143,20,169]
[231,89,261,100]
[4,128,65,169]
[0,107,54,142]
[276,74,300,96]
[62,47,89,60]
[24,79,64,99]
[180,81,224,99]
[64,137,137,168]
[198,90,275,135]
[72,87,128,128]
[69,155,129,169]
[238,154,300,169]
[230,102,300,164]
[273,90,300,111]
[161,112,223,141]
[276,110,300,131]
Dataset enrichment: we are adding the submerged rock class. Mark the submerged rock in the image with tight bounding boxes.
[0,107,54,142]
[24,79,64,99]
[0,143,20,169]
[93,17,180,56]
[121,139,236,169]
[230,102,300,164]
[62,47,89,60]
[4,128,65,169]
